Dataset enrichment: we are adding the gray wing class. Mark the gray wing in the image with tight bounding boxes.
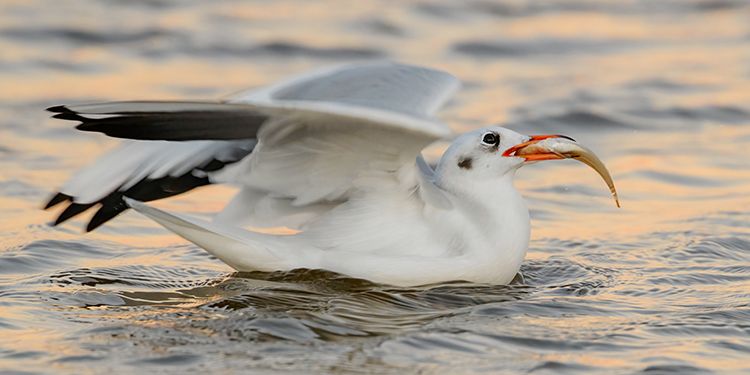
[232,61,460,118]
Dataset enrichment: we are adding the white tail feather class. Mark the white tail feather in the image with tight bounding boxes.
[124,198,313,272]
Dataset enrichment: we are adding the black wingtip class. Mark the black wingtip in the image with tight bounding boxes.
[85,199,128,232]
[85,214,110,232]
[53,112,88,122]
[75,122,97,132]
[84,221,102,233]
[53,202,95,226]
[46,105,72,113]
[43,192,72,210]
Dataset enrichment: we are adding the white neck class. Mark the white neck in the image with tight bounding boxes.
[433,172,530,283]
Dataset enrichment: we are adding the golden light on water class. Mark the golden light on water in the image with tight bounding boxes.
[0,0,749,373]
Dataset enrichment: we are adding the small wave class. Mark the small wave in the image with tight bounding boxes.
[648,271,748,286]
[31,59,109,73]
[534,109,632,127]
[452,38,634,58]
[624,105,750,124]
[522,257,606,285]
[673,237,750,262]
[686,306,750,322]
[47,290,127,308]
[415,1,622,19]
[0,348,45,360]
[0,59,108,74]
[624,78,717,93]
[105,0,181,10]
[683,210,750,230]
[0,27,176,44]
[638,364,712,374]
[529,183,613,200]
[0,179,45,198]
[633,170,726,187]
[707,339,750,354]
[144,41,385,60]
[0,240,112,275]
[349,18,405,37]
[127,353,202,367]
[413,3,465,19]
[48,265,220,290]
[480,332,631,351]
[251,41,385,59]
[507,108,636,135]
[528,361,594,373]
[645,314,750,340]
[689,0,748,12]
[53,355,104,364]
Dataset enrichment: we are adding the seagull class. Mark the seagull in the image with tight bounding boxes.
[45,62,619,287]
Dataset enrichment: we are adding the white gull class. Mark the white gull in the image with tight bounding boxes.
[45,62,619,286]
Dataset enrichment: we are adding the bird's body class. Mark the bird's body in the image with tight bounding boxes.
[46,62,618,286]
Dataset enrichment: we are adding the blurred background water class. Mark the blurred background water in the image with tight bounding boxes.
[1,0,749,373]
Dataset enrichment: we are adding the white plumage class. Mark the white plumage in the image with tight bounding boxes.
[47,62,618,286]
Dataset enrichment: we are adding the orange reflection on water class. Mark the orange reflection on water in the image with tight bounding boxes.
[0,1,749,373]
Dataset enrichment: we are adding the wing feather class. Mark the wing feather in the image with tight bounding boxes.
[230,61,460,117]
[46,140,254,231]
[49,101,267,141]
[46,62,460,230]
[222,120,437,207]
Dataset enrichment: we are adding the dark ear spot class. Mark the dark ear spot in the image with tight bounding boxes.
[458,156,473,170]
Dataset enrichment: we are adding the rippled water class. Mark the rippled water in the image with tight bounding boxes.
[1,0,749,373]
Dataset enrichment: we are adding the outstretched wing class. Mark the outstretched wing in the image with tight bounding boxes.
[45,140,254,231]
[211,62,461,220]
[49,101,268,141]
[62,62,458,142]
[47,62,459,230]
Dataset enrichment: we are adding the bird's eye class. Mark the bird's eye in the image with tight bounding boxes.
[481,132,499,146]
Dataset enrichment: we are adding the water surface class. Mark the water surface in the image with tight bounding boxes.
[1,0,749,373]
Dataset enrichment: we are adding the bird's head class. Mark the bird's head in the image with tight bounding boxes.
[437,126,619,207]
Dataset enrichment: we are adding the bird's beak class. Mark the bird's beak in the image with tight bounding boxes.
[501,134,575,161]
[502,134,621,208]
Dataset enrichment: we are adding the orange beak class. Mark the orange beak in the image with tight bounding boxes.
[502,134,621,208]
[502,134,576,161]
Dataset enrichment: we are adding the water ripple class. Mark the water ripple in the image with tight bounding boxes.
[143,41,386,60]
[1,27,177,44]
[1,0,750,373]
[452,38,636,58]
